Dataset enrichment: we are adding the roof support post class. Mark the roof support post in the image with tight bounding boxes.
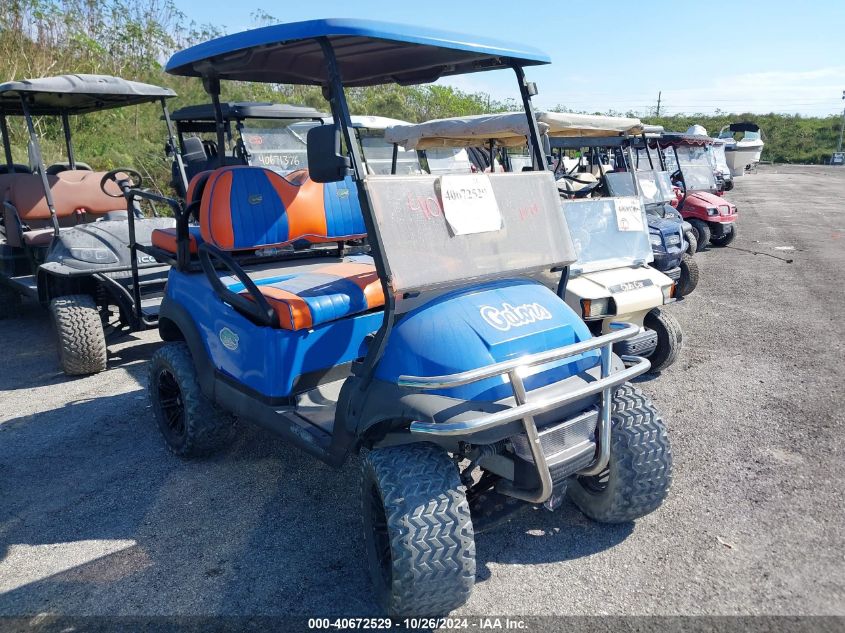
[318,36,393,390]
[0,113,14,171]
[161,97,188,193]
[512,64,545,171]
[203,77,226,169]
[20,96,60,236]
[61,111,75,169]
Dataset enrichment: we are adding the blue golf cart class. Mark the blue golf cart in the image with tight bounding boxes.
[114,19,673,615]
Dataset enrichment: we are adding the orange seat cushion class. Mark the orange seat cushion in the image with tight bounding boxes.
[233,261,384,330]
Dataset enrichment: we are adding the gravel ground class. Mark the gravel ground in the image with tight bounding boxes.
[0,165,843,621]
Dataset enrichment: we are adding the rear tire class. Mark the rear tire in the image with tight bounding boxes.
[361,443,475,616]
[676,253,699,298]
[684,230,698,255]
[148,342,236,457]
[688,219,711,250]
[644,307,682,373]
[50,294,107,375]
[0,285,21,319]
[568,383,672,523]
[710,224,737,247]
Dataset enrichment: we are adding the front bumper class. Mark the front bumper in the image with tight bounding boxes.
[652,249,683,272]
[402,323,651,504]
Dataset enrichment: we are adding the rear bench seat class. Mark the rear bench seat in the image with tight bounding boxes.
[155,165,381,330]
[2,170,124,247]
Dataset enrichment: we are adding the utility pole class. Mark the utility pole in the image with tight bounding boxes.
[838,90,845,153]
[656,91,662,117]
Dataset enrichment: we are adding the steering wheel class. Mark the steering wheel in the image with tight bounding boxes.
[100,169,143,198]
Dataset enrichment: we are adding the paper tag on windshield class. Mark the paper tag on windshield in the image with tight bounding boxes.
[614,197,644,232]
[440,174,503,235]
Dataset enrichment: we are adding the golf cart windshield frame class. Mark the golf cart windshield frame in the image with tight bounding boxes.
[164,21,551,386]
[0,75,177,236]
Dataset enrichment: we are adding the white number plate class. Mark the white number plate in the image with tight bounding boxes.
[440,174,503,236]
[614,197,645,232]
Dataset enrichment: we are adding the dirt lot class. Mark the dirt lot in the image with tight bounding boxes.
[0,165,843,622]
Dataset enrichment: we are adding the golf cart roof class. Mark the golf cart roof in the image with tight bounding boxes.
[165,18,550,87]
[170,102,327,122]
[537,111,644,137]
[384,113,549,150]
[655,132,714,148]
[0,74,175,115]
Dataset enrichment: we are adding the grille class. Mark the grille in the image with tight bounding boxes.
[614,329,658,356]
[511,407,599,481]
[665,267,682,282]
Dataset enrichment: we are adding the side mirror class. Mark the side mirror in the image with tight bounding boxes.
[307,125,349,183]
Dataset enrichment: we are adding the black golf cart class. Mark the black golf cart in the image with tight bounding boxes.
[0,74,180,374]
[167,101,329,196]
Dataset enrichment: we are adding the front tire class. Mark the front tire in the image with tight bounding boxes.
[568,383,672,523]
[676,253,700,298]
[644,307,682,373]
[361,443,475,616]
[684,230,698,255]
[148,342,236,457]
[688,219,711,250]
[710,224,737,247]
[50,294,107,375]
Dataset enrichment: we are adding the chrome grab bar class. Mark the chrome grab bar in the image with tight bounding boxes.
[398,322,640,389]
[402,322,649,504]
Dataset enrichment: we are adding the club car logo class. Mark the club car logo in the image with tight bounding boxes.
[479,302,553,332]
[219,327,239,351]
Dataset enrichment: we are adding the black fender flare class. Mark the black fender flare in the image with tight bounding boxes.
[158,299,215,399]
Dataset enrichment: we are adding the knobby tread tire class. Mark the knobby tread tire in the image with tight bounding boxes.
[50,294,107,375]
[677,252,700,298]
[361,443,475,616]
[684,230,698,256]
[688,219,711,250]
[568,383,672,523]
[148,342,236,457]
[644,307,682,373]
[710,223,737,247]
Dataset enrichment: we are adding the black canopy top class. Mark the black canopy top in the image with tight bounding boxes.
[0,74,175,116]
[170,102,327,123]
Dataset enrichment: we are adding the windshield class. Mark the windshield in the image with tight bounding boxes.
[666,145,717,191]
[605,170,674,205]
[359,129,421,175]
[711,144,730,171]
[563,197,653,274]
[424,147,473,174]
[239,119,319,175]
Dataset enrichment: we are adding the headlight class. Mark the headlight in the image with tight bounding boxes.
[707,207,719,216]
[666,234,681,246]
[649,233,663,247]
[662,284,675,302]
[68,247,119,264]
[581,298,611,319]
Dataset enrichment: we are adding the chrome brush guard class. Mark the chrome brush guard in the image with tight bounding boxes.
[398,322,650,504]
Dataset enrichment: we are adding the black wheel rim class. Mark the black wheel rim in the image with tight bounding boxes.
[578,467,610,494]
[156,369,186,442]
[368,483,392,589]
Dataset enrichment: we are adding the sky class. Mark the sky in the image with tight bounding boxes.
[174,0,845,118]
